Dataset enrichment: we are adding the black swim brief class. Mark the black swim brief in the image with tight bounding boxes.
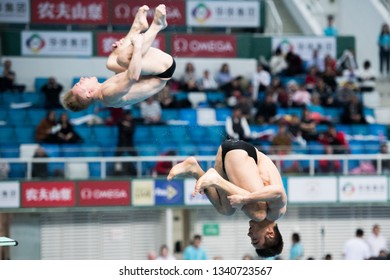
[156,57,176,79]
[221,139,258,174]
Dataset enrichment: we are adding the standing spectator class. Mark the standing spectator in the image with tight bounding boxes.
[255,93,277,124]
[35,110,61,143]
[31,146,49,179]
[56,112,83,144]
[343,228,370,260]
[215,63,233,89]
[290,233,304,260]
[140,96,163,124]
[225,107,251,141]
[356,60,376,92]
[197,70,218,92]
[285,50,304,77]
[0,59,15,92]
[41,77,63,109]
[269,47,287,76]
[156,244,176,260]
[183,235,208,260]
[323,15,338,36]
[114,110,137,176]
[251,63,271,101]
[378,23,390,78]
[180,62,198,91]
[366,224,388,258]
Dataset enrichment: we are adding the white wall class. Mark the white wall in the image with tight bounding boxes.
[3,56,257,92]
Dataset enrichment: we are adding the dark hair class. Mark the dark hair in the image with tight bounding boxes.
[356,228,364,237]
[194,234,202,240]
[255,224,283,258]
[292,232,300,243]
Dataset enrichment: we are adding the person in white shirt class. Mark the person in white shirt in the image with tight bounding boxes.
[140,96,162,124]
[197,70,218,91]
[225,107,252,142]
[343,228,370,260]
[356,60,376,92]
[366,224,388,258]
[269,48,287,76]
[251,63,271,101]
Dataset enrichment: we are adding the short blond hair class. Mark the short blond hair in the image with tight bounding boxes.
[61,89,90,112]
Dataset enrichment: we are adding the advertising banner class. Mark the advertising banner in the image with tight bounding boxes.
[339,176,388,202]
[171,34,236,58]
[272,36,336,62]
[186,0,259,27]
[110,0,186,26]
[0,181,20,208]
[184,178,211,206]
[21,181,76,207]
[78,181,130,206]
[0,0,30,23]
[97,32,165,56]
[31,0,108,25]
[131,179,154,206]
[288,177,337,203]
[154,179,184,206]
[21,31,93,56]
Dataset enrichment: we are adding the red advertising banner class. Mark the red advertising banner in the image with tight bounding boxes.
[21,181,76,208]
[78,181,130,206]
[171,34,237,58]
[110,0,185,26]
[97,32,165,56]
[31,0,109,25]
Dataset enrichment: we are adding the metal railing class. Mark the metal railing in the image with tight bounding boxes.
[265,0,283,35]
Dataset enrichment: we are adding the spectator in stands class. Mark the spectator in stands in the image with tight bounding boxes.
[0,59,15,92]
[324,54,337,73]
[197,69,218,92]
[140,96,163,124]
[156,244,176,260]
[270,122,293,155]
[225,107,252,142]
[356,60,376,92]
[35,110,62,143]
[321,64,338,92]
[306,49,325,73]
[183,234,208,260]
[378,23,390,78]
[236,95,253,122]
[56,112,83,144]
[318,145,342,174]
[323,15,338,36]
[41,77,64,109]
[154,150,177,176]
[180,62,199,91]
[343,228,370,260]
[255,93,277,124]
[373,142,390,174]
[315,77,337,107]
[335,81,356,107]
[341,94,367,124]
[366,224,388,258]
[223,77,246,105]
[269,47,287,76]
[289,233,304,260]
[31,146,49,179]
[251,63,271,101]
[284,50,304,77]
[215,63,233,89]
[300,108,318,141]
[290,83,312,108]
[318,124,349,154]
[308,92,325,116]
[304,66,319,92]
[157,83,177,108]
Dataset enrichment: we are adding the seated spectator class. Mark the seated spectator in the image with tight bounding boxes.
[41,77,63,109]
[356,60,376,92]
[321,65,338,92]
[270,122,293,155]
[35,110,62,143]
[373,142,390,174]
[324,54,337,73]
[215,63,233,89]
[140,96,163,124]
[308,92,326,116]
[315,77,337,107]
[318,124,349,154]
[290,83,312,108]
[269,47,287,76]
[225,107,252,141]
[285,50,304,76]
[197,70,218,91]
[31,146,49,179]
[251,63,271,100]
[180,62,199,91]
[255,93,277,124]
[335,81,357,107]
[222,76,246,104]
[306,49,325,73]
[157,84,178,109]
[323,15,338,36]
[341,94,367,124]
[0,59,25,92]
[305,66,319,92]
[300,108,318,141]
[236,95,253,122]
[154,150,177,176]
[56,112,83,144]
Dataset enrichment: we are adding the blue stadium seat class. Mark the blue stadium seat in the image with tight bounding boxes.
[0,127,15,144]
[308,141,325,154]
[215,108,232,122]
[80,144,102,157]
[61,144,83,157]
[34,77,49,92]
[368,124,387,137]
[206,92,225,105]
[48,162,65,177]
[350,124,369,136]
[89,162,102,178]
[7,109,27,125]
[9,163,27,178]
[364,140,381,154]
[150,125,171,144]
[178,143,198,156]
[335,124,352,135]
[92,126,118,145]
[40,144,62,157]
[134,125,151,144]
[188,125,207,143]
[26,108,47,125]
[74,126,93,142]
[2,92,22,106]
[100,144,116,157]
[286,108,303,118]
[323,108,342,122]
[0,144,20,157]
[349,141,365,154]
[0,109,8,122]
[179,109,197,125]
[197,144,218,155]
[161,109,179,121]
[168,125,190,142]
[14,125,35,143]
[205,125,226,144]
[20,92,45,106]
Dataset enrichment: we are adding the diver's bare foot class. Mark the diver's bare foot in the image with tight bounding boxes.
[193,168,221,197]
[152,4,168,30]
[167,156,203,181]
[132,5,149,32]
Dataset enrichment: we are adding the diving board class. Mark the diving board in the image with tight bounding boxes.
[0,236,18,246]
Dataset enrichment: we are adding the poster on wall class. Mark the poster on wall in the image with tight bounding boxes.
[0,181,20,208]
[21,31,93,56]
[184,179,211,206]
[339,176,388,202]
[31,0,109,25]
[154,179,184,206]
[77,181,130,206]
[0,0,30,23]
[186,0,259,27]
[288,177,337,203]
[272,36,336,62]
[131,179,155,206]
[110,0,186,26]
[171,34,236,57]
